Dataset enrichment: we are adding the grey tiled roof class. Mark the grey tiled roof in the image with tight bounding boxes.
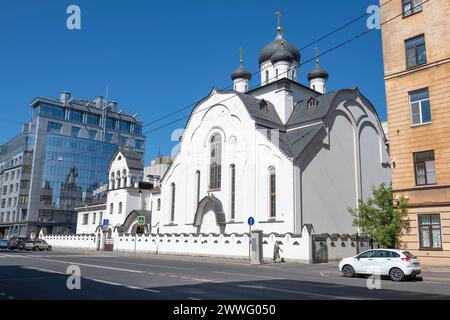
[286,92,337,126]
[235,92,283,126]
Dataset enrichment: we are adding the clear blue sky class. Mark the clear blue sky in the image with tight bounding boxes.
[0,0,386,164]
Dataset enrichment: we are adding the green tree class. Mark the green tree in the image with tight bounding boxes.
[348,183,408,248]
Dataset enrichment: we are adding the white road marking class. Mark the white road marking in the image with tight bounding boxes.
[213,271,283,280]
[0,292,6,296]
[75,257,195,271]
[237,284,365,300]
[25,267,66,275]
[8,296,14,300]
[78,277,161,293]
[188,297,202,300]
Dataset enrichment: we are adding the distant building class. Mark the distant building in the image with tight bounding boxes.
[380,0,450,265]
[0,91,145,239]
[144,156,172,186]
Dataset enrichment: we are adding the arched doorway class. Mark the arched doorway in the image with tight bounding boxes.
[194,195,226,234]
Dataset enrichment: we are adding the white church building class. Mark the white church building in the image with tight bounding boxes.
[48,19,390,261]
[156,24,390,237]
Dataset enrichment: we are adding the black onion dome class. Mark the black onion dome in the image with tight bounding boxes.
[307,63,329,81]
[231,64,252,81]
[271,44,294,64]
[259,32,300,65]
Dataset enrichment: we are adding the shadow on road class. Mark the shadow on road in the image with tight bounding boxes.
[0,266,449,300]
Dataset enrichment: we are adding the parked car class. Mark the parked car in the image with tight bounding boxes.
[339,249,421,281]
[24,239,52,251]
[0,239,10,249]
[8,237,29,250]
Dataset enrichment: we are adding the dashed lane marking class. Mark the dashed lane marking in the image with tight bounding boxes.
[237,284,365,300]
[213,271,284,280]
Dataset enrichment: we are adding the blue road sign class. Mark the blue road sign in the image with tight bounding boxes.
[103,219,109,226]
[248,217,255,226]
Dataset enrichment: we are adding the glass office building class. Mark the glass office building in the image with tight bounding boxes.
[0,92,146,238]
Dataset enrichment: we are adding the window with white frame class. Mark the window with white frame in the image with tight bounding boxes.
[418,214,442,249]
[410,88,431,126]
[82,213,88,225]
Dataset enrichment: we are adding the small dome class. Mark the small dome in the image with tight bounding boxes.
[259,31,300,65]
[270,43,294,64]
[307,63,329,81]
[231,64,252,81]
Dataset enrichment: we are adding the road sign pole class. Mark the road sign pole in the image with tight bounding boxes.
[249,224,252,263]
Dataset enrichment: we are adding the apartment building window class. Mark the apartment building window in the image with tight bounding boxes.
[86,113,100,126]
[71,126,81,137]
[1,199,5,208]
[414,150,436,185]
[20,181,30,189]
[92,212,97,224]
[405,35,427,68]
[69,110,83,123]
[410,88,431,126]
[7,198,12,207]
[403,0,423,17]
[19,195,28,205]
[9,185,13,194]
[82,213,88,225]
[418,214,442,249]
[47,122,63,133]
[88,130,97,140]
[2,186,6,195]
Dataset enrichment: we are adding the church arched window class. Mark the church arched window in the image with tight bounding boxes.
[110,203,114,215]
[170,183,176,222]
[122,170,127,187]
[268,166,276,219]
[195,170,201,205]
[265,70,269,84]
[230,164,236,220]
[116,171,121,189]
[118,202,122,214]
[209,134,222,190]
[157,198,161,211]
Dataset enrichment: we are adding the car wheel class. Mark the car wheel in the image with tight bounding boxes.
[47,246,52,251]
[342,265,355,278]
[33,247,38,251]
[389,268,404,281]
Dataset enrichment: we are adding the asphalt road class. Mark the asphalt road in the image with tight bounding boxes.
[1,248,450,300]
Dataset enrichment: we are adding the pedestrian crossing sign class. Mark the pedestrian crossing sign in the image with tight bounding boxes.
[137,216,145,225]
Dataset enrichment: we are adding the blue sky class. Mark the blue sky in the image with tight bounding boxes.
[0,0,386,164]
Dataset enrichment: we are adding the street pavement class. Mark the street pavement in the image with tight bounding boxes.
[1,248,450,300]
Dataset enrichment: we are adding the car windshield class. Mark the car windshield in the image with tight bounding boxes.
[403,251,417,259]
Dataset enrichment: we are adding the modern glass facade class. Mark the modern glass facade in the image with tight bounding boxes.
[0,92,146,238]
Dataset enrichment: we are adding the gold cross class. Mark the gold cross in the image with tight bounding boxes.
[239,47,244,64]
[275,10,282,30]
[315,47,320,63]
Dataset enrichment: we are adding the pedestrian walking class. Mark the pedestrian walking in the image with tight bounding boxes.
[273,241,283,263]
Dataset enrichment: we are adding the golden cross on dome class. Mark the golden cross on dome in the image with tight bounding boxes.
[275,10,282,31]
[315,47,320,64]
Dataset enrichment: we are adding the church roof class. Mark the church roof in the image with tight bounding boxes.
[277,125,323,159]
[236,92,284,126]
[259,31,300,65]
[286,92,338,126]
[108,147,144,173]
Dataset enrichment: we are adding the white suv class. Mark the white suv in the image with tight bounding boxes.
[339,249,421,281]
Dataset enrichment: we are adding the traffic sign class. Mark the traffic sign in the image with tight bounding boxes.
[248,217,255,226]
[137,216,146,225]
[103,219,109,226]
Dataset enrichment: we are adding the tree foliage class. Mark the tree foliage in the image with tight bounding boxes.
[348,183,408,248]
